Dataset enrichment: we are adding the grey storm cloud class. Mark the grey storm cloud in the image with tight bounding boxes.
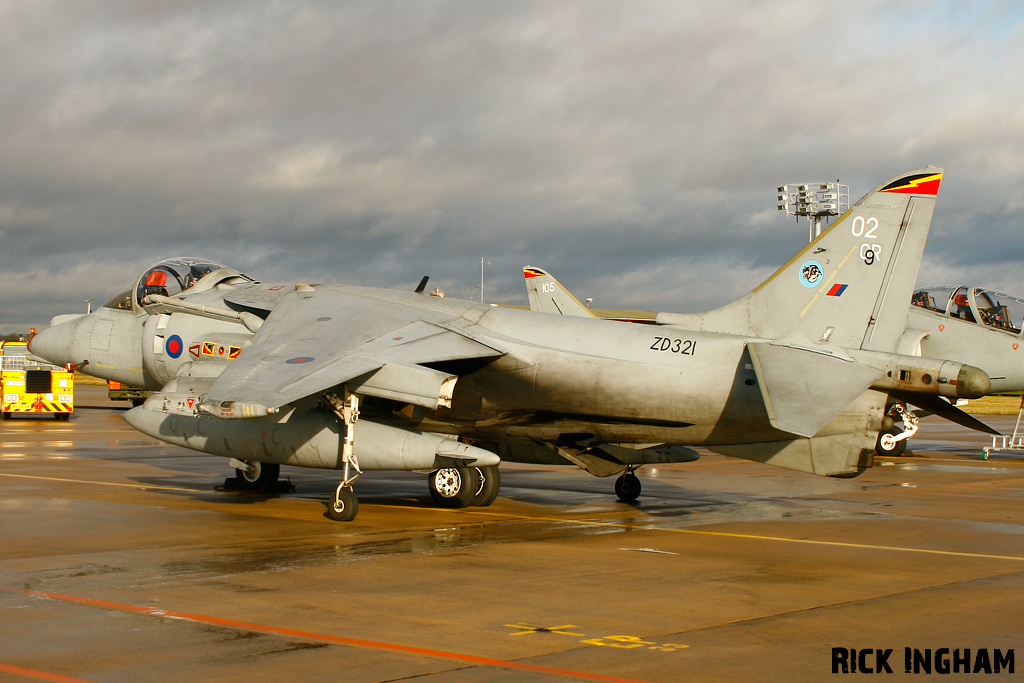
[2,0,1024,332]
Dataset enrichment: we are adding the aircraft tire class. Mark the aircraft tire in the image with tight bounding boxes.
[326,486,358,521]
[614,472,642,502]
[234,461,281,491]
[428,467,480,508]
[471,466,501,507]
[875,428,907,457]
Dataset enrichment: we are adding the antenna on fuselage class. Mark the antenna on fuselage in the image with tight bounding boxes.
[415,276,430,294]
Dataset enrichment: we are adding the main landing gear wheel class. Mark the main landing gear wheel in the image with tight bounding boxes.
[428,466,481,508]
[326,485,359,521]
[876,428,907,457]
[471,466,501,507]
[614,471,642,502]
[234,461,280,491]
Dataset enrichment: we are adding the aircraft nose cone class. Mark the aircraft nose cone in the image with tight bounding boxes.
[956,364,991,399]
[28,319,79,367]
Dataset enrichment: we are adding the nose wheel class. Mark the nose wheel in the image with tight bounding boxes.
[614,469,642,502]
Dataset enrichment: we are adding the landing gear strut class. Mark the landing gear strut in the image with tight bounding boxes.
[876,403,918,457]
[614,467,642,502]
[325,390,363,522]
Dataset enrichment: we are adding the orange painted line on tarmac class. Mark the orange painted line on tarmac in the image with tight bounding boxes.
[0,586,652,683]
[0,662,96,683]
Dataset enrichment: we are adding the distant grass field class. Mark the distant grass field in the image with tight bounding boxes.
[960,395,1024,415]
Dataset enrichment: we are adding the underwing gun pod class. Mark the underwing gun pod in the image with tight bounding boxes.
[32,169,965,522]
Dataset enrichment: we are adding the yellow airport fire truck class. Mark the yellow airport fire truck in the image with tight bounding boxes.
[0,340,74,420]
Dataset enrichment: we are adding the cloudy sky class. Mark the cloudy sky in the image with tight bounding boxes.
[2,1,1024,332]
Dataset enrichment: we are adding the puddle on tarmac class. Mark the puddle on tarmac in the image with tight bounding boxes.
[896,463,1015,473]
[156,521,621,579]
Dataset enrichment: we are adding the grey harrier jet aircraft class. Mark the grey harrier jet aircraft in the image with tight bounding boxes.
[526,262,1021,459]
[31,166,990,521]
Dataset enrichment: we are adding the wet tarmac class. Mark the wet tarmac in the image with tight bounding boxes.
[1,385,1022,682]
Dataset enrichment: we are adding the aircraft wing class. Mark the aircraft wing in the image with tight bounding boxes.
[201,290,505,416]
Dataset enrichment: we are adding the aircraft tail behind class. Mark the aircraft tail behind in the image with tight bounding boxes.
[657,167,943,353]
[523,266,597,318]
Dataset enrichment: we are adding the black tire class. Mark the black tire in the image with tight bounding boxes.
[876,428,907,457]
[326,486,359,521]
[1,411,10,420]
[131,398,146,407]
[614,472,642,502]
[55,412,70,421]
[428,467,481,508]
[471,466,501,506]
[234,461,280,491]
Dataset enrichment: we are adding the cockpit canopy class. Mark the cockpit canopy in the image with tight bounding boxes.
[102,258,252,313]
[912,286,1024,335]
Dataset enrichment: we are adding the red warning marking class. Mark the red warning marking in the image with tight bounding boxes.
[188,344,201,358]
[186,397,195,409]
[228,346,241,359]
[0,585,654,683]
[0,662,97,682]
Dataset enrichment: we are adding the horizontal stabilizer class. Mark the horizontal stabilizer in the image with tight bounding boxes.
[894,391,1001,436]
[748,342,882,437]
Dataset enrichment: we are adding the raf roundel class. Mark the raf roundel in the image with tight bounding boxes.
[285,356,315,364]
[798,260,824,289]
[165,335,184,359]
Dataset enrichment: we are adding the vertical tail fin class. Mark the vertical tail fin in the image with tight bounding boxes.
[656,167,943,352]
[523,266,597,318]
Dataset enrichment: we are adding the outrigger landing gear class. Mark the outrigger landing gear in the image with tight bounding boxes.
[614,467,642,502]
[876,403,919,457]
[329,483,358,522]
[324,390,363,522]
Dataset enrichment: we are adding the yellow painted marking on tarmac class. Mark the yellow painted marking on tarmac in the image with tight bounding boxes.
[0,472,200,494]
[505,622,584,637]
[417,506,1024,563]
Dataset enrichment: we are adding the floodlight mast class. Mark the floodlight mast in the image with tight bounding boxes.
[776,182,849,242]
